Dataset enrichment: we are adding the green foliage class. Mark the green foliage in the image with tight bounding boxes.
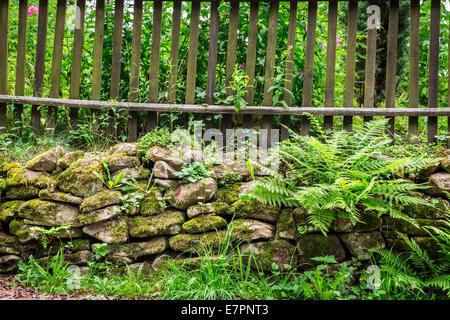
[120,191,145,215]
[221,65,250,112]
[94,162,125,190]
[15,250,74,295]
[173,162,213,184]
[29,224,71,250]
[138,127,177,158]
[368,216,450,299]
[246,119,439,234]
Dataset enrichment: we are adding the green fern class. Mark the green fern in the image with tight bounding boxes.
[246,119,440,234]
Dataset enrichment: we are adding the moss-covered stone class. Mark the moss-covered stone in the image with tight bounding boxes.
[39,189,83,205]
[0,155,8,175]
[241,240,297,271]
[403,197,450,219]
[0,232,21,255]
[80,190,122,213]
[276,209,297,241]
[216,183,242,204]
[442,157,450,173]
[332,211,382,233]
[228,219,275,242]
[168,231,227,253]
[426,173,450,198]
[9,220,41,244]
[182,215,227,234]
[382,217,445,236]
[0,255,21,273]
[140,190,164,216]
[339,232,385,260]
[39,250,93,266]
[5,165,51,189]
[26,147,64,172]
[111,167,151,182]
[0,200,24,223]
[105,237,168,260]
[109,143,139,156]
[167,178,217,210]
[18,199,82,227]
[297,234,346,265]
[78,205,122,225]
[230,199,280,224]
[103,153,139,173]
[82,217,128,244]
[55,151,85,171]
[128,210,185,237]
[56,158,105,197]
[6,185,40,200]
[186,202,230,219]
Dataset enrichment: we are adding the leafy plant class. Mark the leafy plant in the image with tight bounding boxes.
[369,218,450,299]
[120,191,145,215]
[173,162,213,184]
[138,127,178,159]
[15,250,74,295]
[29,224,71,250]
[245,119,439,234]
[222,65,250,112]
[94,162,125,190]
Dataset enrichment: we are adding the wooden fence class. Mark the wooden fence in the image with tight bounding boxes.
[0,0,449,144]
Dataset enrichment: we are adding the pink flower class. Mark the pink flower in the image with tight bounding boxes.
[28,6,39,17]
[100,132,105,137]
[322,43,327,48]
[239,64,245,67]
[336,36,342,47]
[300,71,304,77]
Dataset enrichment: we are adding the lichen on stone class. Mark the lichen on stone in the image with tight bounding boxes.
[182,215,227,234]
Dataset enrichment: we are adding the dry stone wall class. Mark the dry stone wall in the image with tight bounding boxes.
[0,144,449,274]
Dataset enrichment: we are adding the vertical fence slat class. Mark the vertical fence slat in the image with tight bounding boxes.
[300,0,318,136]
[185,0,201,105]
[128,0,143,142]
[428,0,440,143]
[167,0,182,104]
[222,0,240,133]
[343,0,358,131]
[244,0,259,107]
[47,0,68,131]
[147,0,163,131]
[385,0,399,138]
[281,0,298,140]
[91,0,105,102]
[207,0,220,105]
[263,0,279,107]
[0,0,8,130]
[262,0,279,140]
[31,0,49,132]
[242,0,259,127]
[323,0,338,131]
[206,0,220,130]
[363,0,378,123]
[14,0,28,123]
[408,0,420,142]
[69,0,86,126]
[110,0,124,100]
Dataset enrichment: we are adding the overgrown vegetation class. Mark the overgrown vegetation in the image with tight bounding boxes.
[10,212,450,300]
[245,119,440,234]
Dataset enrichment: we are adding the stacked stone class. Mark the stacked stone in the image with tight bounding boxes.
[0,146,449,274]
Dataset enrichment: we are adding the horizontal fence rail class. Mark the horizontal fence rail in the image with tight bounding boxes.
[0,0,449,146]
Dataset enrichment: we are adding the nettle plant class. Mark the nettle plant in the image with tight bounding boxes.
[245,119,440,234]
